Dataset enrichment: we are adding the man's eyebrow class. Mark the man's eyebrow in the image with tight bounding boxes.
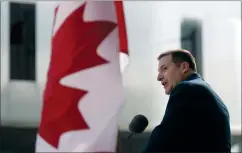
[159,65,166,69]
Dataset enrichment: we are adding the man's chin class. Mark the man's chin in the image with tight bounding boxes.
[164,90,169,95]
[165,92,170,95]
[165,88,171,95]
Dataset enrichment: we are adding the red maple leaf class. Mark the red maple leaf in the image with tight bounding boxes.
[38,3,117,148]
[115,1,128,55]
[51,5,59,35]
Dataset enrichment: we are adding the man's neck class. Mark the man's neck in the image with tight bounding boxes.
[182,70,195,81]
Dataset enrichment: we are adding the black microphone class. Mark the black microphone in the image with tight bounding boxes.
[124,114,149,144]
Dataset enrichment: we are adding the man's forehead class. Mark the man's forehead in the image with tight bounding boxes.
[158,54,172,66]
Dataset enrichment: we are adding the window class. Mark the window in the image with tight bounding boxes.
[180,18,203,76]
[9,2,36,80]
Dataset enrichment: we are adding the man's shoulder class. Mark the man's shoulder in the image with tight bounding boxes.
[170,79,209,102]
[173,77,211,94]
[170,81,194,95]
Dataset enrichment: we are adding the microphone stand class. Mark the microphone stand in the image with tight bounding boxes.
[124,133,134,145]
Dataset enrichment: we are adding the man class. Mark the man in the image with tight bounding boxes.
[142,49,231,152]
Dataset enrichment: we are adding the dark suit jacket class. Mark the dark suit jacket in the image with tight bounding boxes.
[142,73,231,152]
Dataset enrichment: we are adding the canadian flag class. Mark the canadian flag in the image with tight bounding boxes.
[35,1,129,152]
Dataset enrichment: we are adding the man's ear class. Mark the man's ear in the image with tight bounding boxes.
[180,62,190,73]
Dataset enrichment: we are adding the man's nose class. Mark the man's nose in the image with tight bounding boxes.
[157,74,164,81]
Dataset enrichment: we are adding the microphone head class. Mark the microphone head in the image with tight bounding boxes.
[129,114,148,133]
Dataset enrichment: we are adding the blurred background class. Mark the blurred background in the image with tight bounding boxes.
[1,1,241,152]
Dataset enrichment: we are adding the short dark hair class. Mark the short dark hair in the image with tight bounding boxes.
[157,49,197,72]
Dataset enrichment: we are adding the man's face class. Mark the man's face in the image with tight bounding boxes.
[157,54,187,95]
